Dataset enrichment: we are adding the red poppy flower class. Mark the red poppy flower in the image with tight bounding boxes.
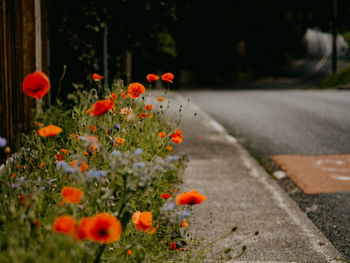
[55,153,64,162]
[37,125,62,137]
[170,129,184,144]
[139,113,147,119]
[161,73,174,83]
[22,71,50,99]
[175,190,206,205]
[128,83,145,99]
[145,104,153,110]
[92,73,104,81]
[146,74,159,83]
[160,193,171,199]
[86,99,114,116]
[88,213,122,244]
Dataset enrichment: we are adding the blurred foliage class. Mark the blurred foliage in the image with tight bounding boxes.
[321,64,350,88]
[47,0,350,88]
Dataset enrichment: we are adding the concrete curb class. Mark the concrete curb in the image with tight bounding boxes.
[167,91,344,262]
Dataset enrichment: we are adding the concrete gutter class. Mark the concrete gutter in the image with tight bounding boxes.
[158,90,344,262]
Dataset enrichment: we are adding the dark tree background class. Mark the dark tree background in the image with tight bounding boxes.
[47,0,350,93]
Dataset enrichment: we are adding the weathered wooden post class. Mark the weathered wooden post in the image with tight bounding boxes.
[0,0,48,158]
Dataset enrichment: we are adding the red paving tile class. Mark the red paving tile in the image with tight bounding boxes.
[272,154,350,194]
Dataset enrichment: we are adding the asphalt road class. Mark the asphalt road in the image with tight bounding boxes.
[180,89,350,258]
[180,29,350,258]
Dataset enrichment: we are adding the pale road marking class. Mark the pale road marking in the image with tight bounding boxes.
[331,175,350,181]
[314,159,350,173]
[209,119,225,133]
[240,154,335,261]
[225,134,237,144]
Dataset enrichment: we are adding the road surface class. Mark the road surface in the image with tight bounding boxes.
[179,29,350,258]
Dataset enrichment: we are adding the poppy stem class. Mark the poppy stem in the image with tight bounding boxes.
[93,244,106,263]
[55,65,67,105]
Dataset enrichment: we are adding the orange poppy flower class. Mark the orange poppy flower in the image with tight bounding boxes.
[146,74,159,83]
[75,217,94,241]
[92,73,104,81]
[52,215,76,236]
[110,93,117,101]
[86,99,114,116]
[114,137,125,146]
[127,249,132,255]
[22,71,50,99]
[71,133,79,140]
[89,124,97,133]
[158,131,166,138]
[171,129,184,144]
[128,83,145,99]
[181,219,189,228]
[132,211,152,232]
[175,190,206,205]
[166,146,172,152]
[37,125,62,137]
[121,90,128,98]
[61,186,84,205]
[61,149,69,154]
[71,159,78,167]
[157,97,164,102]
[88,213,122,244]
[161,72,174,83]
[145,104,152,110]
[79,161,89,172]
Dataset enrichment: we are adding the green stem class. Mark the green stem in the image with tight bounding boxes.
[55,65,67,105]
[117,174,127,216]
[93,244,106,263]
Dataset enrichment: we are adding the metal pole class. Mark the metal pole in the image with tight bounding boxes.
[332,0,337,74]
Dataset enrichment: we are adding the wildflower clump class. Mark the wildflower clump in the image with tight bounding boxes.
[0,71,207,262]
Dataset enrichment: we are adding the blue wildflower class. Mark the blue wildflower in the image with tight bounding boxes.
[133,162,145,168]
[163,202,176,211]
[49,179,57,183]
[113,124,120,130]
[111,150,121,157]
[19,177,25,182]
[56,161,68,169]
[110,139,115,145]
[0,137,7,148]
[20,214,27,220]
[87,170,107,178]
[64,167,75,173]
[167,155,179,162]
[180,210,191,219]
[135,148,143,155]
